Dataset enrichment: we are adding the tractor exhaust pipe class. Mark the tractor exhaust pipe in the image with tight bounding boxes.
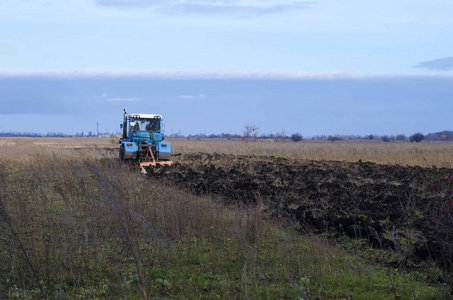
[123,109,128,139]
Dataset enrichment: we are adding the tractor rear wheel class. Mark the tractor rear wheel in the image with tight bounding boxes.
[119,148,125,162]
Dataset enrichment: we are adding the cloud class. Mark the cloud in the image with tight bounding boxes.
[95,0,316,17]
[96,0,162,8]
[0,70,348,80]
[415,56,453,71]
[171,3,315,16]
[178,93,206,99]
[0,42,11,55]
[107,97,140,102]
[2,70,453,81]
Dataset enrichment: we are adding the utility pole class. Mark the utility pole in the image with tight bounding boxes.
[97,122,99,136]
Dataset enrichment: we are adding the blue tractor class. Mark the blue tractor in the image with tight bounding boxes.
[119,109,173,168]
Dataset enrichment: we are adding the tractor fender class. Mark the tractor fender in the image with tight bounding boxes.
[120,141,139,160]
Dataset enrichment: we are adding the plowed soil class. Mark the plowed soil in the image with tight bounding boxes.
[147,153,453,264]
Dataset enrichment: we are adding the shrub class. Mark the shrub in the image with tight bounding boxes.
[409,133,425,143]
[109,134,122,144]
[290,133,303,142]
[381,136,391,142]
[328,136,343,143]
[396,134,407,141]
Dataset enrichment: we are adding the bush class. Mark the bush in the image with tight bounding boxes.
[409,133,425,143]
[328,136,343,143]
[381,136,391,142]
[109,134,122,144]
[290,133,303,142]
[395,134,407,141]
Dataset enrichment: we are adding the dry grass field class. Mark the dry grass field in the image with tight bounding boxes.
[172,138,453,168]
[2,136,453,167]
[0,137,452,298]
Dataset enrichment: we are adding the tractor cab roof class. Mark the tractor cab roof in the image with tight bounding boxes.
[130,114,162,119]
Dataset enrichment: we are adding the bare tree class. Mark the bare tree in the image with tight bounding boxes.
[243,125,259,146]
[275,129,287,143]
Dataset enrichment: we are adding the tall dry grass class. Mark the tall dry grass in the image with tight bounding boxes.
[2,136,452,167]
[0,146,275,297]
[172,138,453,168]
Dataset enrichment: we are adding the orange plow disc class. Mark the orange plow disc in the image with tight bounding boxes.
[140,160,173,168]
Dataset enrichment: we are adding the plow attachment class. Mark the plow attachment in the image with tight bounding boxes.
[139,146,173,169]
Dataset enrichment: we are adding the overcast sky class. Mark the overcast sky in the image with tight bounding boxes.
[0,0,452,136]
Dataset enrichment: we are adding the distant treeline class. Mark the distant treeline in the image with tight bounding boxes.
[168,130,453,143]
[424,130,453,141]
[0,131,114,138]
[2,130,452,142]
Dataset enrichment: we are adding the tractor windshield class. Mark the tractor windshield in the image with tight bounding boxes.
[132,118,160,132]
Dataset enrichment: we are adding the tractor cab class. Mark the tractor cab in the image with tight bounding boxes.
[128,114,164,145]
[131,118,160,132]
